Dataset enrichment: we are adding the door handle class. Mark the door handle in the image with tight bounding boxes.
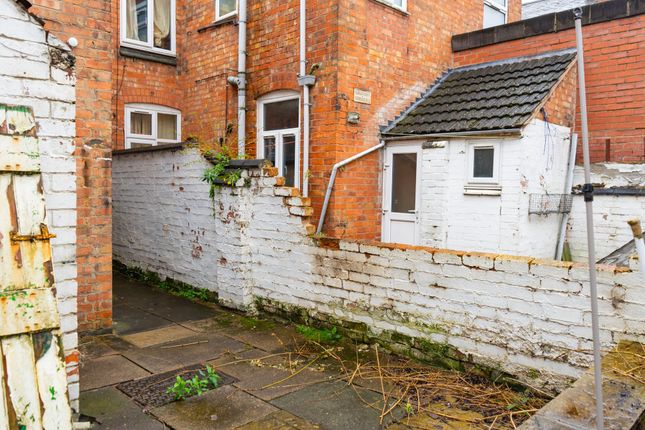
[10,224,56,243]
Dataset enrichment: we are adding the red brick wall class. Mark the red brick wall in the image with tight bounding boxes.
[454,14,645,163]
[534,64,578,129]
[30,0,114,332]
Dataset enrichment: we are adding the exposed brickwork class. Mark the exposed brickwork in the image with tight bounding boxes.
[29,0,114,331]
[454,14,645,164]
[533,64,578,129]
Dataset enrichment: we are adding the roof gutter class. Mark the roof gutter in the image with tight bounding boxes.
[381,128,523,141]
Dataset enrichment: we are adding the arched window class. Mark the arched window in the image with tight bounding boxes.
[124,104,181,149]
[257,91,300,187]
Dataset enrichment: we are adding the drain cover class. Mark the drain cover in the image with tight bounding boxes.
[117,364,237,408]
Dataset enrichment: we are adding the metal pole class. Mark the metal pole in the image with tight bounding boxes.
[574,8,604,429]
[555,133,578,260]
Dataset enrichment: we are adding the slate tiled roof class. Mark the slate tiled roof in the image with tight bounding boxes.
[384,51,576,136]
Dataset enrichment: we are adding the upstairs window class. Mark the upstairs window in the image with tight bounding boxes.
[125,104,181,149]
[483,0,507,28]
[380,0,406,11]
[216,0,237,20]
[121,0,176,55]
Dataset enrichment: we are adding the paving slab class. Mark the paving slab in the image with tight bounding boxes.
[122,332,249,373]
[122,325,197,348]
[221,323,306,353]
[209,349,335,401]
[80,354,150,392]
[113,303,174,335]
[79,336,120,361]
[233,410,321,429]
[114,272,217,324]
[81,387,167,429]
[150,385,277,430]
[270,380,404,430]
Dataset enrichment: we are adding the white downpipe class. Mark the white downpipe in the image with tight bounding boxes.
[317,142,385,234]
[237,0,247,157]
[628,220,645,282]
[300,0,311,196]
[555,133,578,260]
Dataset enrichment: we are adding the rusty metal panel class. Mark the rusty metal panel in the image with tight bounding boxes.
[0,289,60,337]
[0,136,40,173]
[2,335,44,429]
[0,105,72,428]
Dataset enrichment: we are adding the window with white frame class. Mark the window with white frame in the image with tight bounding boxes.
[483,0,507,28]
[125,104,181,149]
[379,0,406,11]
[120,0,176,55]
[465,141,501,194]
[257,91,300,188]
[216,0,237,20]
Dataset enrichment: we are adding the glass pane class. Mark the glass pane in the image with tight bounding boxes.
[126,0,148,42]
[264,99,299,131]
[473,147,495,178]
[218,0,236,17]
[158,113,177,140]
[153,0,172,50]
[282,135,296,187]
[483,5,506,28]
[391,153,417,213]
[386,0,403,7]
[130,112,152,135]
[263,136,276,167]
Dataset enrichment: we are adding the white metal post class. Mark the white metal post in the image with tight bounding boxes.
[574,8,604,430]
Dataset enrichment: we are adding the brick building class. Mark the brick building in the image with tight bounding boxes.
[16,0,644,330]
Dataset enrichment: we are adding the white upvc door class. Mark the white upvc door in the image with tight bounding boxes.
[382,144,422,245]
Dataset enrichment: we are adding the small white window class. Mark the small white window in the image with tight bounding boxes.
[216,0,237,20]
[125,104,181,149]
[483,0,507,28]
[120,0,176,55]
[465,141,501,195]
[257,91,300,188]
[379,0,406,11]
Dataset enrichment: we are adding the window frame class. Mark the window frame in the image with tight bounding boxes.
[215,0,238,21]
[120,0,177,57]
[466,141,501,186]
[124,103,182,149]
[257,91,301,189]
[483,0,507,28]
[375,0,407,12]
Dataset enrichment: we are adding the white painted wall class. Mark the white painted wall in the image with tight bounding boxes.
[418,119,571,258]
[113,147,644,394]
[0,0,78,410]
[567,163,645,262]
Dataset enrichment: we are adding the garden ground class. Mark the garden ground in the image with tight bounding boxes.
[78,272,549,429]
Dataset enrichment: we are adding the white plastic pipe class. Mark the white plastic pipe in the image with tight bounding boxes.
[555,133,578,260]
[300,0,311,196]
[237,0,247,158]
[574,9,604,430]
[628,220,645,282]
[317,142,385,234]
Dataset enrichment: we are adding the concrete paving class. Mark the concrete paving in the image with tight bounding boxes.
[81,387,168,429]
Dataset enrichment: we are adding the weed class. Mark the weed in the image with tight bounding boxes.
[202,146,242,197]
[48,386,56,401]
[296,325,342,344]
[240,316,275,331]
[166,366,221,401]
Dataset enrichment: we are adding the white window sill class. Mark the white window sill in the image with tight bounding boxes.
[120,42,176,58]
[464,184,502,196]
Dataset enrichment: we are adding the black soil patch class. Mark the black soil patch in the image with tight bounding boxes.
[117,364,237,408]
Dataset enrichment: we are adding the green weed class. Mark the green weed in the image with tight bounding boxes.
[166,366,221,401]
[296,325,342,344]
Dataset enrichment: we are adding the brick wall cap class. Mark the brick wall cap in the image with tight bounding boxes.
[452,0,644,52]
[113,142,186,155]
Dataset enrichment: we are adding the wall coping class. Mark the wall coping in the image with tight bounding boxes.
[113,142,187,156]
[452,0,644,52]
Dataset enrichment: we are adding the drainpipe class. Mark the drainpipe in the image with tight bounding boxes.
[298,0,315,196]
[235,0,247,157]
[316,141,385,234]
[555,133,578,260]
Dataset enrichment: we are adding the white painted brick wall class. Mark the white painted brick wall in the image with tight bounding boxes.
[418,119,571,258]
[0,0,78,410]
[113,147,644,393]
[566,163,645,262]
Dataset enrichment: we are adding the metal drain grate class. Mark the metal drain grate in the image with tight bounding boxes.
[116,364,237,408]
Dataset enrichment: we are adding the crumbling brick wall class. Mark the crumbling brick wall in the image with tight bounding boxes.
[112,146,644,394]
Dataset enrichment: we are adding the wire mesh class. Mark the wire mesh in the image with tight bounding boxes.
[528,194,573,215]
